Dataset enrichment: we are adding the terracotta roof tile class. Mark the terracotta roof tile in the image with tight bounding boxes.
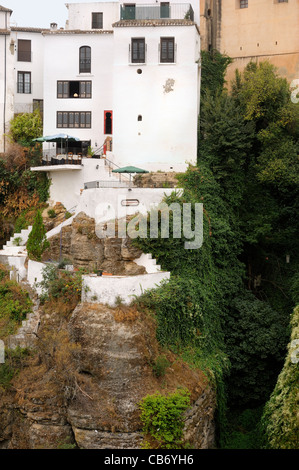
[43,29,113,35]
[112,19,196,28]
[11,27,49,33]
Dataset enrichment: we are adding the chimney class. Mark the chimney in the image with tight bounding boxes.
[50,22,58,31]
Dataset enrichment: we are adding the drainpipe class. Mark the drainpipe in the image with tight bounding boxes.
[3,12,8,153]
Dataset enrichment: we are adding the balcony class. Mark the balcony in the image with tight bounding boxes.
[120,3,194,21]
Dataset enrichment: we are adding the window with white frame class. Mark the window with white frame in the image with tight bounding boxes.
[160,37,175,63]
[79,46,91,73]
[57,81,92,99]
[131,38,145,63]
[57,111,91,128]
[17,71,31,94]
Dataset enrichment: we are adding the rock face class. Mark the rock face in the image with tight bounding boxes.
[0,303,216,449]
[133,172,180,189]
[43,212,146,275]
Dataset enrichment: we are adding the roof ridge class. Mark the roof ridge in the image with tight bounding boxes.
[0,5,12,13]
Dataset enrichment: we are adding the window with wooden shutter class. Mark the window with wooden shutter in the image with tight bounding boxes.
[131,38,145,63]
[79,46,91,73]
[57,112,92,128]
[18,40,31,62]
[92,12,103,29]
[160,37,175,63]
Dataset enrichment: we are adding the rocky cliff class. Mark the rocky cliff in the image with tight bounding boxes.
[43,212,146,276]
[0,302,216,449]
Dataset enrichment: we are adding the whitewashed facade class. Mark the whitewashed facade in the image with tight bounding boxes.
[1,1,201,207]
[0,6,46,153]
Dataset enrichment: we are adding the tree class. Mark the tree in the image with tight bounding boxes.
[26,210,49,261]
[9,110,43,146]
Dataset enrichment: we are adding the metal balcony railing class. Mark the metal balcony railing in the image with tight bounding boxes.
[84,180,131,189]
[120,3,194,21]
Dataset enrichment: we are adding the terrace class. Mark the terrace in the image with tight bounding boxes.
[119,3,194,21]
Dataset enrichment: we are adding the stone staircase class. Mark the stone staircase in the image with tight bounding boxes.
[134,253,161,274]
[7,298,41,350]
[4,226,33,248]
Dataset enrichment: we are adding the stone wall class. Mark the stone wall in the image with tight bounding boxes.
[82,271,170,307]
[43,212,146,276]
[133,172,181,189]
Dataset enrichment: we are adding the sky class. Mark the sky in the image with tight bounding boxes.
[4,0,109,28]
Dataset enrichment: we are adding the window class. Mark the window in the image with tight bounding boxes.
[17,40,31,62]
[104,111,113,134]
[57,111,91,128]
[57,81,92,98]
[17,72,31,94]
[123,4,136,20]
[160,2,170,18]
[240,0,248,8]
[92,12,103,29]
[79,46,91,73]
[131,38,145,63]
[160,37,175,63]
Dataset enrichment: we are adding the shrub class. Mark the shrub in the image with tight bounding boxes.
[37,264,83,314]
[152,355,170,378]
[0,280,32,330]
[139,388,191,449]
[0,347,30,389]
[13,236,23,246]
[26,210,50,261]
[9,109,42,146]
[47,209,56,219]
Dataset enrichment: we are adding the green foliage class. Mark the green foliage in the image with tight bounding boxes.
[134,55,298,446]
[224,290,288,407]
[201,50,232,97]
[9,110,42,146]
[152,355,170,378]
[0,145,50,230]
[0,279,32,335]
[0,347,30,389]
[26,210,50,261]
[47,209,56,219]
[261,306,299,449]
[223,407,264,449]
[12,236,23,246]
[37,263,83,305]
[139,389,191,449]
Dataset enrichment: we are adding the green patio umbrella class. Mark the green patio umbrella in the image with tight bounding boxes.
[112,166,149,187]
[32,134,80,154]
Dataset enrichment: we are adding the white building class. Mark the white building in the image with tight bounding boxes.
[0,5,45,153]
[41,1,201,172]
[0,1,201,208]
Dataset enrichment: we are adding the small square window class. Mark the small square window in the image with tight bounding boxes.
[240,0,248,8]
